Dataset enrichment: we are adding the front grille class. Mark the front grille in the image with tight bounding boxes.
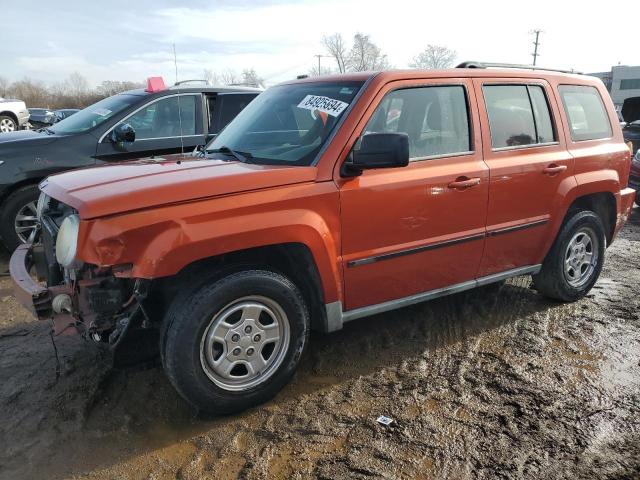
[40,215,62,286]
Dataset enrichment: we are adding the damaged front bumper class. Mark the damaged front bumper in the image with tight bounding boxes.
[10,243,81,336]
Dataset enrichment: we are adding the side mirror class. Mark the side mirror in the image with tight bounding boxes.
[342,132,410,177]
[110,123,136,143]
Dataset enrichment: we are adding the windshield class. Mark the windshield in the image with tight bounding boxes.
[206,81,363,165]
[49,94,141,134]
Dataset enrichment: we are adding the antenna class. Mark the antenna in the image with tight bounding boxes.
[173,43,178,83]
[172,44,184,157]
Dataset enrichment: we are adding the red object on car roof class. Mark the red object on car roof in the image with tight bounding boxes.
[145,77,166,93]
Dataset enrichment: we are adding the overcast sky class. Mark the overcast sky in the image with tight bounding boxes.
[2,0,638,87]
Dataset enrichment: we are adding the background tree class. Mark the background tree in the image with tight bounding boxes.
[0,77,8,98]
[347,33,390,72]
[323,34,348,73]
[97,80,144,97]
[220,70,241,86]
[241,69,264,88]
[65,72,89,104]
[410,45,457,69]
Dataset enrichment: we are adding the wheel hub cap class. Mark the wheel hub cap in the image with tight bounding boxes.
[0,118,16,133]
[564,227,598,288]
[200,296,290,391]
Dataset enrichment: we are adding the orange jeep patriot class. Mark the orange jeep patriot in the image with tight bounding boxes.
[11,63,636,414]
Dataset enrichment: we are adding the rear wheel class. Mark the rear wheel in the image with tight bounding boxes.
[0,185,40,251]
[533,210,605,302]
[0,115,17,133]
[163,270,309,414]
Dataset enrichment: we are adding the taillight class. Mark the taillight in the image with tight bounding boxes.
[626,141,634,155]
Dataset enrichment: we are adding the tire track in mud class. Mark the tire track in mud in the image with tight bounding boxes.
[0,208,638,480]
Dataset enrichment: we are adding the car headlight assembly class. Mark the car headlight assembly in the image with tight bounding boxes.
[55,214,80,268]
[634,149,640,166]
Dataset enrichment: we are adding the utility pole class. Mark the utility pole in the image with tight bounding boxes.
[314,54,331,75]
[531,30,542,66]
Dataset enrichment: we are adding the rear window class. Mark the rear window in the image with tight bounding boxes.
[483,85,556,149]
[558,85,612,141]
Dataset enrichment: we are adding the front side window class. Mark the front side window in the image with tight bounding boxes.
[50,94,139,134]
[363,85,471,159]
[207,82,363,165]
[483,85,556,149]
[124,95,197,140]
[559,85,612,141]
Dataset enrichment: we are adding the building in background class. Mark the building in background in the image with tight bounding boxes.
[590,65,640,110]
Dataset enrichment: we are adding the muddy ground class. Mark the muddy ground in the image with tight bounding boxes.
[0,208,639,480]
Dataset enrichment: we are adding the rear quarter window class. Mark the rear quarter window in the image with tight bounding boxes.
[558,85,612,142]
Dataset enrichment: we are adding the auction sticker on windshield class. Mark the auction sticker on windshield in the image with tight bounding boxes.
[297,95,349,117]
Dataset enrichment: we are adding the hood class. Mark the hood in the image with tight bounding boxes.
[41,154,318,219]
[0,129,58,146]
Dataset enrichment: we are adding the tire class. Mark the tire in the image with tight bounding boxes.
[163,269,309,414]
[0,115,17,133]
[0,185,40,251]
[532,210,606,302]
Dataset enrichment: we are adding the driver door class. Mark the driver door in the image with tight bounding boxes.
[338,79,489,311]
[95,94,205,162]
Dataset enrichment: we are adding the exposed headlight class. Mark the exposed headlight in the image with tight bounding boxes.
[36,193,50,220]
[634,149,640,165]
[55,214,80,268]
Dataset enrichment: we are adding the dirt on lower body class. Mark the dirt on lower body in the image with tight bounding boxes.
[0,209,639,480]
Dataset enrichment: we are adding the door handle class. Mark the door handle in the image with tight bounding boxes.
[543,164,567,175]
[448,177,481,190]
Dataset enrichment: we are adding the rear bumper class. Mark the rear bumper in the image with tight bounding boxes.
[10,244,78,334]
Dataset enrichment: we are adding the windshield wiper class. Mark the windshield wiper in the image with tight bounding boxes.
[36,127,55,135]
[207,146,252,163]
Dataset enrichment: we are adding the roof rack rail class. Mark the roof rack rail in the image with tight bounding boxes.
[456,61,582,75]
[172,79,210,87]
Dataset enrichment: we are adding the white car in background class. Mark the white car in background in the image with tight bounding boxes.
[0,98,30,133]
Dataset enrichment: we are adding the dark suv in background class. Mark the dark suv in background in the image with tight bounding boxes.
[0,78,260,250]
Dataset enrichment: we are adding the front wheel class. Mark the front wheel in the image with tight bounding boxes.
[163,270,309,414]
[533,210,606,302]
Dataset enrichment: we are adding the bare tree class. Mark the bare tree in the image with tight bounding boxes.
[323,34,348,73]
[241,69,264,88]
[8,79,49,107]
[308,65,333,77]
[220,70,241,86]
[65,72,89,102]
[0,77,8,98]
[97,80,144,97]
[203,69,220,86]
[347,33,390,72]
[410,45,457,69]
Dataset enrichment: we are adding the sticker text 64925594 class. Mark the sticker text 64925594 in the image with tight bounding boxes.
[297,95,349,117]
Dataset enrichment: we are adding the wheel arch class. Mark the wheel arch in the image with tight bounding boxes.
[151,242,329,332]
[0,178,42,205]
[0,111,19,125]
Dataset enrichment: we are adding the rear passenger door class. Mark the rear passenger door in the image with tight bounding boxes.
[473,79,574,277]
[339,79,489,311]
